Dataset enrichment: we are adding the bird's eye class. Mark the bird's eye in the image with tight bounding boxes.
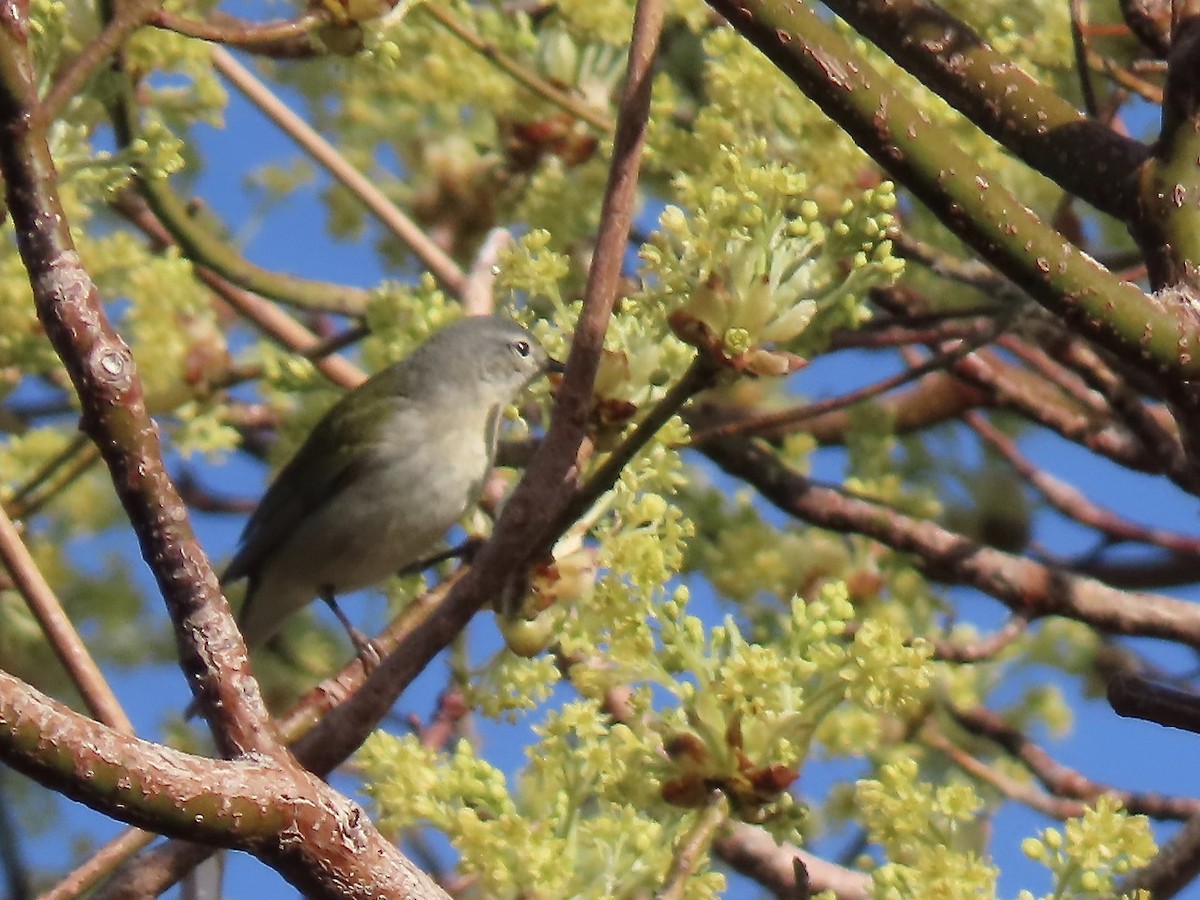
[512,339,531,358]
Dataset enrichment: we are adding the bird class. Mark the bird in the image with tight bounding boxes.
[222,315,562,658]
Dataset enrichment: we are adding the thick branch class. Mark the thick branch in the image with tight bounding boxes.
[707,0,1200,379]
[1139,14,1200,288]
[820,0,1149,223]
[0,671,447,899]
[700,435,1200,646]
[0,9,275,756]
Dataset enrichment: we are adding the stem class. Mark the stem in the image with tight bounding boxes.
[422,4,615,133]
[211,47,468,297]
[0,507,133,733]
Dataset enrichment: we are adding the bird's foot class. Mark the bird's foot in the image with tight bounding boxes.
[348,627,384,673]
[323,592,384,672]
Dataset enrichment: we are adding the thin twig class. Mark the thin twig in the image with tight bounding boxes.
[421,3,615,133]
[949,348,1154,473]
[210,46,468,296]
[203,271,365,390]
[1054,337,1188,477]
[827,316,997,351]
[995,334,1110,416]
[656,794,728,900]
[925,727,1089,820]
[40,829,156,900]
[968,411,1200,556]
[113,187,365,389]
[0,506,133,733]
[714,822,870,900]
[1089,49,1165,104]
[1070,0,1100,117]
[700,434,1200,648]
[931,615,1028,663]
[890,232,1025,304]
[151,9,326,54]
[952,703,1200,820]
[691,327,997,443]
[5,433,90,514]
[41,0,161,122]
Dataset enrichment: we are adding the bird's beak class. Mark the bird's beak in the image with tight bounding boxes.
[544,357,567,375]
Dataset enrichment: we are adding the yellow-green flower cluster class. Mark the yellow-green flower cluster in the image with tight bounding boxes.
[358,702,725,898]
[858,758,999,897]
[523,701,663,814]
[549,0,633,47]
[682,488,855,604]
[312,2,624,257]
[360,275,461,369]
[501,232,693,428]
[254,343,321,396]
[367,3,538,121]
[0,430,120,539]
[646,583,935,830]
[477,394,692,691]
[511,154,614,260]
[842,403,942,517]
[29,0,71,91]
[497,436,692,686]
[469,651,562,719]
[170,402,241,458]
[360,732,515,831]
[1019,795,1156,898]
[114,247,222,401]
[496,229,573,305]
[0,236,61,375]
[52,119,185,203]
[841,619,934,714]
[639,145,902,374]
[535,26,627,102]
[649,28,867,191]
[124,29,227,130]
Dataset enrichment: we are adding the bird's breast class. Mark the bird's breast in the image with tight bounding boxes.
[371,405,495,522]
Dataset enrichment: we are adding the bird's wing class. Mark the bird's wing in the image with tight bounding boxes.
[222,381,415,584]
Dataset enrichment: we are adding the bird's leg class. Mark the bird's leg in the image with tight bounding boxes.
[320,588,383,671]
[395,536,486,578]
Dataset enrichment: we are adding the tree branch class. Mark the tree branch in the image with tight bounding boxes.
[699,435,1200,646]
[0,5,276,757]
[819,0,1149,221]
[714,822,870,899]
[0,507,133,733]
[210,46,469,297]
[707,0,1200,380]
[0,671,448,899]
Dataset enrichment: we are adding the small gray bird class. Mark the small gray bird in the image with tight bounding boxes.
[224,315,561,654]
